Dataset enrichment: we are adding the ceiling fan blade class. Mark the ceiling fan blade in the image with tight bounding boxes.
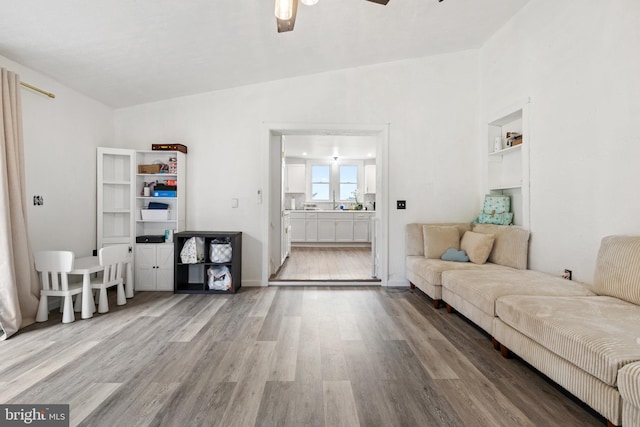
[277,0,298,33]
[366,0,390,4]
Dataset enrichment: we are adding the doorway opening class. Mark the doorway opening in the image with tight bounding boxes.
[262,123,389,286]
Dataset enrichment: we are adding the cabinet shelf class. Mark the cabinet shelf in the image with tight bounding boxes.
[137,196,177,200]
[137,173,177,177]
[489,184,522,191]
[488,144,522,157]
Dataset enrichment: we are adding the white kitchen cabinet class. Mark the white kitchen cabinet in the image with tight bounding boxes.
[318,212,345,242]
[289,211,372,243]
[286,164,306,193]
[290,213,306,242]
[305,212,318,241]
[335,219,354,242]
[135,243,174,291]
[353,212,372,242]
[364,164,376,194]
[317,219,335,242]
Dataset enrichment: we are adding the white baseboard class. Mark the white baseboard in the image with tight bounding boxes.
[242,279,267,287]
[386,278,410,288]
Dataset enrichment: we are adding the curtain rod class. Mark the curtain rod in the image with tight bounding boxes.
[20,81,55,99]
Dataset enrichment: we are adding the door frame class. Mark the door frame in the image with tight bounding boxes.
[261,122,390,286]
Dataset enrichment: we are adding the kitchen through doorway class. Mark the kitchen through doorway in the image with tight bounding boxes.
[258,123,389,286]
[267,129,386,284]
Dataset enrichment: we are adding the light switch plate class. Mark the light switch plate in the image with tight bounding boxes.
[397,200,406,210]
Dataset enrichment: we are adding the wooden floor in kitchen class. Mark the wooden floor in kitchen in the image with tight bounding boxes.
[1,287,604,427]
[274,247,376,281]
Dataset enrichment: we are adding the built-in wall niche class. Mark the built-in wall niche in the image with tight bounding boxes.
[486,100,530,228]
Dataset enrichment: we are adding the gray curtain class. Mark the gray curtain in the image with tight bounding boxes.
[0,67,39,340]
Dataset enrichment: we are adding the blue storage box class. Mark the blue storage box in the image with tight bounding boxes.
[152,190,176,198]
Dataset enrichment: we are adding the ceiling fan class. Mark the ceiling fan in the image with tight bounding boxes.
[275,0,443,33]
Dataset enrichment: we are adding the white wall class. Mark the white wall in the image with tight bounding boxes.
[0,55,114,256]
[480,0,640,282]
[115,51,481,286]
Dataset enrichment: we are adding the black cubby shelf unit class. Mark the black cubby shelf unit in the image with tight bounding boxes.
[174,231,242,294]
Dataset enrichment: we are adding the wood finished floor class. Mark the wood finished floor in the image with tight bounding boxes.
[1,287,604,427]
[274,247,376,281]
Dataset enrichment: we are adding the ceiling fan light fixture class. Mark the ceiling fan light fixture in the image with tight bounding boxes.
[275,0,294,20]
[300,0,318,5]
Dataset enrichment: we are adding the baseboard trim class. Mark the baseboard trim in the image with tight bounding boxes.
[242,280,267,287]
[268,280,381,287]
[386,278,410,288]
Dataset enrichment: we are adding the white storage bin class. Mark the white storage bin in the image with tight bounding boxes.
[141,209,170,220]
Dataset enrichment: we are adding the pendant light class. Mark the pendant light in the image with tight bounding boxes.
[275,0,294,20]
[300,0,318,5]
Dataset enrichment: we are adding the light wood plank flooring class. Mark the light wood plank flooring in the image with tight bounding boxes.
[1,287,605,426]
[274,247,376,281]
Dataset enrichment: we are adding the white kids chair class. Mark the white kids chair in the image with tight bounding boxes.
[35,250,82,323]
[92,244,128,313]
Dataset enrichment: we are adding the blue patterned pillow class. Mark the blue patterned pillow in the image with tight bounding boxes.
[441,248,469,262]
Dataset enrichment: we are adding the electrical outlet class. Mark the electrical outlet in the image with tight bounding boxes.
[33,195,44,206]
[562,269,572,280]
[397,200,406,210]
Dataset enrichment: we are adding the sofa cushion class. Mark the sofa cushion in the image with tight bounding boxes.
[443,269,595,318]
[496,295,640,386]
[423,225,460,259]
[407,257,507,287]
[593,235,640,305]
[460,231,494,264]
[472,224,529,270]
[406,223,471,257]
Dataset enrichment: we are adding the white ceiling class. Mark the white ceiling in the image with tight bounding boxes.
[0,0,530,108]
[285,135,377,159]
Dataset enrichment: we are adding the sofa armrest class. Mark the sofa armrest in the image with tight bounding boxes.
[619,362,640,410]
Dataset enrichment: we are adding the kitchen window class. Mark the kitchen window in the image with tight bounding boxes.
[339,165,358,201]
[311,165,330,201]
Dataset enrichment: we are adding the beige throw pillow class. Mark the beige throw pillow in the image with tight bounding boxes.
[422,225,460,259]
[461,231,495,264]
[472,224,530,269]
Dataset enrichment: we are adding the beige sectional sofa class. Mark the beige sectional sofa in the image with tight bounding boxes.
[442,268,595,335]
[405,222,522,308]
[491,236,640,426]
[406,225,640,426]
